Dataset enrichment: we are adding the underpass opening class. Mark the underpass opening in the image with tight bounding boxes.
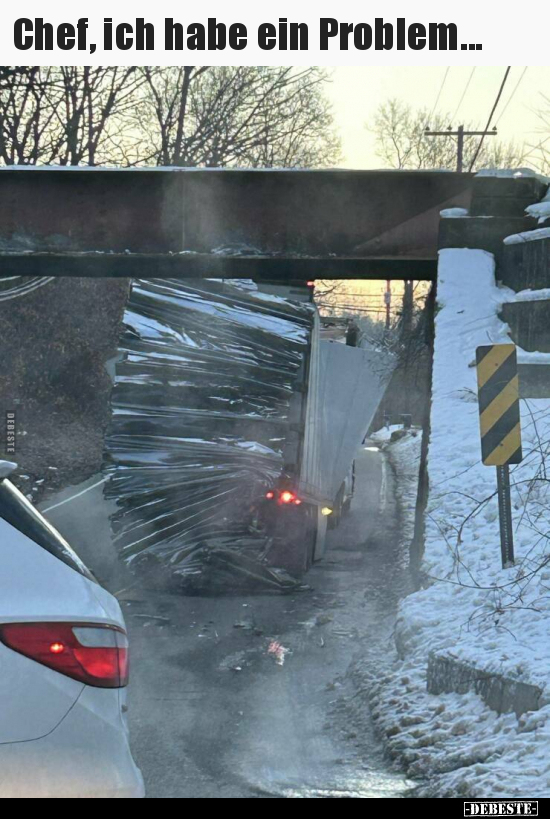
[0,271,433,591]
[311,277,436,578]
[312,277,435,434]
[0,167,464,588]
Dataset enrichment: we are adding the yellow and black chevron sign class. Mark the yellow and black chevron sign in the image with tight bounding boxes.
[476,344,522,466]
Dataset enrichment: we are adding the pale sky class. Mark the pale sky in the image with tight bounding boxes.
[319,66,549,315]
[325,66,549,169]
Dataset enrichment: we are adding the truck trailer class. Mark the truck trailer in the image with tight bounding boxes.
[104,278,393,591]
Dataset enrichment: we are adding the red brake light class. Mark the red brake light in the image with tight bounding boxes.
[265,491,275,500]
[280,491,296,504]
[0,623,129,688]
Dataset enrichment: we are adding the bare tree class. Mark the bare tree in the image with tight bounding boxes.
[370,99,526,172]
[134,66,341,168]
[529,94,550,174]
[0,67,146,166]
[0,67,31,86]
[54,67,146,166]
[0,65,340,169]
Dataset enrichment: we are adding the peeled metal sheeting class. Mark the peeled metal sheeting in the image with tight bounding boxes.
[104,278,313,592]
[300,338,395,504]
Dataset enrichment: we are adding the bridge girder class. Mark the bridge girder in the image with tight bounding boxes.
[0,167,472,281]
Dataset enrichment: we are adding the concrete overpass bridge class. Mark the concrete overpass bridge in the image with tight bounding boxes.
[0,167,473,282]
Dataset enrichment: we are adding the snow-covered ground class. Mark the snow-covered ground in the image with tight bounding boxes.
[372,425,422,546]
[368,249,550,798]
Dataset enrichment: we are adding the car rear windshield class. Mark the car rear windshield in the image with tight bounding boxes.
[0,479,97,583]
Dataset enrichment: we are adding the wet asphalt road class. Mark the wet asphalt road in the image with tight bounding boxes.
[42,446,410,798]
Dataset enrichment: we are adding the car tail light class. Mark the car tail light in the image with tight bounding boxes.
[265,491,275,500]
[280,490,296,504]
[0,623,129,688]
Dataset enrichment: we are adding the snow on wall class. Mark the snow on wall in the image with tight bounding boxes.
[514,288,550,303]
[504,227,550,245]
[440,208,469,219]
[526,187,550,224]
[477,168,549,183]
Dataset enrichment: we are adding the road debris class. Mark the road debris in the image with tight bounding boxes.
[219,650,249,672]
[268,640,290,666]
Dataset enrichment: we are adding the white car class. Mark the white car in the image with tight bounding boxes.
[0,461,144,799]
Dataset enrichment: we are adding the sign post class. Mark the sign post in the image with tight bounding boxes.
[476,344,522,569]
[496,464,515,568]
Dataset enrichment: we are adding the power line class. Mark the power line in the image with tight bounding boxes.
[317,302,399,315]
[315,291,385,298]
[425,125,498,173]
[0,277,54,301]
[494,67,528,127]
[426,67,450,125]
[451,67,476,122]
[468,66,512,172]
[318,292,405,299]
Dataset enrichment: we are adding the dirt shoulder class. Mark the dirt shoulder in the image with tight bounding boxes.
[0,278,129,502]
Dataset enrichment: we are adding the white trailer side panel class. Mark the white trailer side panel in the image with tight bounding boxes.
[300,330,394,506]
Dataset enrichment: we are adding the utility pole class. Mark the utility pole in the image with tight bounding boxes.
[401,280,414,340]
[424,125,498,172]
[384,280,392,330]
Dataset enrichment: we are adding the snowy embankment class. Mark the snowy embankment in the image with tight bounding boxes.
[368,249,550,798]
[372,426,422,546]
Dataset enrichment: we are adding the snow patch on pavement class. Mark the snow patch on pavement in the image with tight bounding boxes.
[373,428,423,546]
[371,425,406,444]
[389,433,422,545]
